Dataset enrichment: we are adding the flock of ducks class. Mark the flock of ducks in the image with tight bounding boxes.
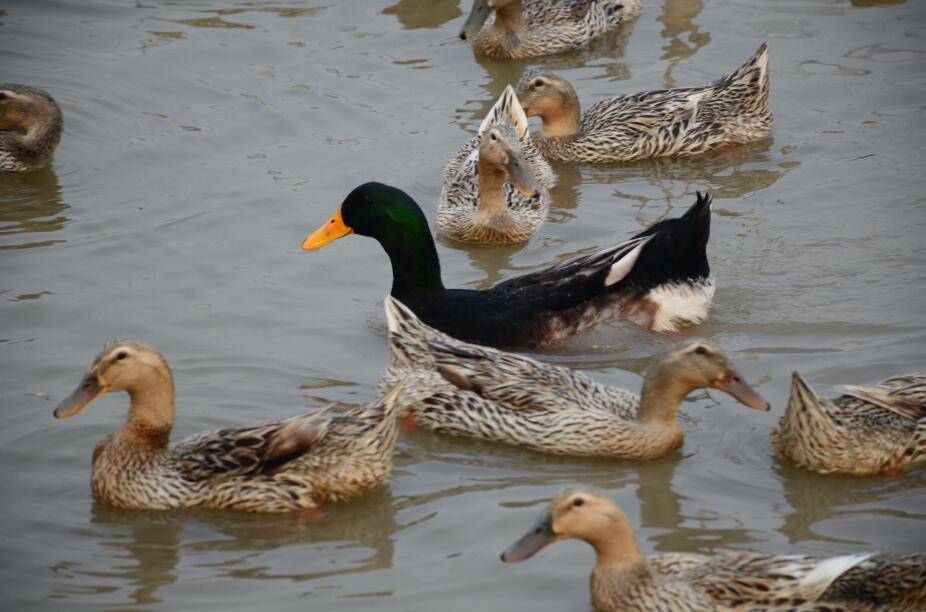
[4,0,924,609]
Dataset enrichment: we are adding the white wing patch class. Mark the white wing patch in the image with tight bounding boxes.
[604,240,647,286]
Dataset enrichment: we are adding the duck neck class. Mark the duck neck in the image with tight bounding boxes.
[475,158,510,222]
[539,95,581,139]
[122,379,175,449]
[379,223,445,303]
[493,1,524,33]
[589,522,652,608]
[637,361,693,426]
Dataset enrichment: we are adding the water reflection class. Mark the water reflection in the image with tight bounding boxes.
[775,465,926,547]
[437,234,528,288]
[0,168,69,250]
[586,139,794,206]
[382,0,461,31]
[657,0,711,88]
[51,492,400,605]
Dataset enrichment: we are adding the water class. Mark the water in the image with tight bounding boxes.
[1,0,925,609]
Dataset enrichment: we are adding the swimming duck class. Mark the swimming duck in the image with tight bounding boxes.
[459,0,640,59]
[54,340,404,512]
[501,489,874,611]
[0,84,62,172]
[515,43,772,163]
[302,183,713,348]
[380,296,768,457]
[438,85,554,244]
[771,371,926,476]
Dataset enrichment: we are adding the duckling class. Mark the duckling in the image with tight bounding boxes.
[438,85,554,244]
[54,340,404,512]
[772,371,926,475]
[515,43,772,163]
[501,489,874,611]
[302,183,714,348]
[459,0,640,59]
[380,297,768,458]
[0,84,62,172]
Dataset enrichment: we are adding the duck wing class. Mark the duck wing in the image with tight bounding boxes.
[682,552,872,605]
[835,373,926,422]
[174,406,335,480]
[820,552,926,609]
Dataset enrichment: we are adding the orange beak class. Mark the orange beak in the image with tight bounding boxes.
[301,209,353,251]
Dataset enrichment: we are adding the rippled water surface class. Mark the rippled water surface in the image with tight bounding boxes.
[2,0,925,609]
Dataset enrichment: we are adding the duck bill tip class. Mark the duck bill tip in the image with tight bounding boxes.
[301,209,353,251]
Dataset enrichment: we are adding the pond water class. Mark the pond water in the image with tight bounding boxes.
[1,0,925,609]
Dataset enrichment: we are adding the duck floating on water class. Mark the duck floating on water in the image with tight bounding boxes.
[459,0,640,59]
[0,84,62,172]
[438,85,554,244]
[772,371,926,475]
[381,296,769,457]
[302,183,713,348]
[501,489,894,611]
[515,43,772,163]
[54,340,404,512]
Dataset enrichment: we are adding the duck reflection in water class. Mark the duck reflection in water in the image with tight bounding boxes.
[47,491,402,606]
[0,167,69,250]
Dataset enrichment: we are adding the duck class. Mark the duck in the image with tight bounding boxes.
[771,371,926,476]
[380,296,768,457]
[514,43,772,163]
[500,489,878,611]
[0,84,63,172]
[53,340,404,512]
[301,182,713,348]
[459,0,641,60]
[438,85,554,244]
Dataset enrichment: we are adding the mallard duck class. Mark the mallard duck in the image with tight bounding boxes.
[54,340,404,512]
[771,371,926,476]
[380,296,768,457]
[438,85,554,244]
[0,84,62,172]
[459,0,641,59]
[501,489,875,611]
[515,43,772,163]
[302,183,713,348]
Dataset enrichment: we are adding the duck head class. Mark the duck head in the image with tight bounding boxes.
[54,341,173,418]
[478,124,540,199]
[502,490,637,563]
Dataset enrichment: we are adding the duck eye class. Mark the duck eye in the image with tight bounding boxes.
[572,498,584,508]
[489,132,498,141]
[533,79,543,89]
[695,346,707,355]
[116,351,128,361]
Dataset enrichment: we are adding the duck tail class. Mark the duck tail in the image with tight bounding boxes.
[682,191,713,256]
[374,378,407,423]
[478,84,529,139]
[788,371,833,422]
[384,295,446,369]
[789,553,874,601]
[716,42,770,114]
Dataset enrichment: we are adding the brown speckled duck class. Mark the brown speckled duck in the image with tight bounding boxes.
[0,84,62,172]
[54,340,404,512]
[515,43,772,163]
[501,490,878,611]
[380,297,769,458]
[459,0,640,59]
[772,371,926,476]
[438,85,554,244]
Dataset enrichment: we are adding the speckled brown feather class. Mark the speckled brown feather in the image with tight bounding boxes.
[0,84,62,172]
[517,43,772,163]
[772,371,926,475]
[468,0,640,59]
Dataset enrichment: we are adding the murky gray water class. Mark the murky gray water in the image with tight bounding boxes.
[2,0,925,609]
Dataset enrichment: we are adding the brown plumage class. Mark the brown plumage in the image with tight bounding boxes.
[438,85,554,244]
[772,371,926,475]
[515,43,772,163]
[500,490,875,611]
[54,340,404,512]
[379,297,769,458]
[0,84,62,172]
[459,0,640,59]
